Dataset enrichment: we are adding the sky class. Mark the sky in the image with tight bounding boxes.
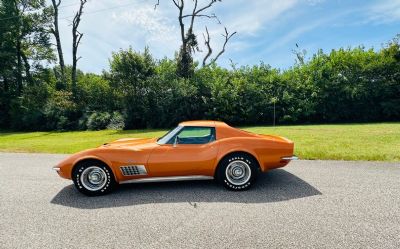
[54,0,400,73]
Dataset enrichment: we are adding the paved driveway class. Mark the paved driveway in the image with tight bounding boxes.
[0,153,399,248]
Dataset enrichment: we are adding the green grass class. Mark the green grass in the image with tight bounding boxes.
[0,123,399,161]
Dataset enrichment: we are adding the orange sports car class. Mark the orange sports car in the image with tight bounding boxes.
[53,121,297,196]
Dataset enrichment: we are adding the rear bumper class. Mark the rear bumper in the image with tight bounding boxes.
[279,155,298,164]
[280,156,299,161]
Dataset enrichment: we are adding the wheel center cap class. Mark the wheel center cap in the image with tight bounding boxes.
[89,173,101,183]
[233,168,243,177]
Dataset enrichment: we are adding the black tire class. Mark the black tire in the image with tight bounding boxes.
[216,153,259,191]
[72,161,116,196]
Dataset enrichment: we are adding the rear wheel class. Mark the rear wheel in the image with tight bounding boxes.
[217,153,259,191]
[72,161,116,196]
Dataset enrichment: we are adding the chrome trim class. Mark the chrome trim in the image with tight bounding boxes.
[157,125,184,145]
[80,166,107,191]
[281,156,299,160]
[120,165,148,176]
[53,167,60,172]
[120,175,213,184]
[225,160,251,186]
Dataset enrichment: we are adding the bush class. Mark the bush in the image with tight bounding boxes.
[87,112,112,130]
[44,90,80,131]
[107,112,125,130]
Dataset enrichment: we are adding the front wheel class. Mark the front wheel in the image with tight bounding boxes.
[217,153,259,191]
[72,161,116,196]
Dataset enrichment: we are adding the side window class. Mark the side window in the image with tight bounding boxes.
[168,127,216,145]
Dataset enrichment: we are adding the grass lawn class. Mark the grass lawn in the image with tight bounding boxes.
[0,123,399,162]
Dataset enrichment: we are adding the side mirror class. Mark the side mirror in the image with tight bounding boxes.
[173,136,180,147]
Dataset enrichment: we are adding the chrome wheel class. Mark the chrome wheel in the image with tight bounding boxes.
[80,166,107,191]
[225,160,252,186]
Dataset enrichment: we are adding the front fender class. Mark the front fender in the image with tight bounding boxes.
[55,148,115,180]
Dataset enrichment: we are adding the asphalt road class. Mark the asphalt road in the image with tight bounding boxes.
[0,153,399,249]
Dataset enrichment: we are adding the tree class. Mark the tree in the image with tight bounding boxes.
[9,0,54,87]
[0,0,17,126]
[202,26,236,66]
[292,43,307,65]
[0,0,52,129]
[108,47,156,128]
[155,0,236,78]
[50,0,66,89]
[71,0,87,97]
[0,0,54,128]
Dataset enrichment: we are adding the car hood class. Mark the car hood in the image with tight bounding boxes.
[102,137,158,150]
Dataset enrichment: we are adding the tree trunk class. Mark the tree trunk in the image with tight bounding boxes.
[71,0,86,98]
[3,76,9,92]
[71,42,77,95]
[21,50,33,85]
[51,0,66,88]
[16,39,23,93]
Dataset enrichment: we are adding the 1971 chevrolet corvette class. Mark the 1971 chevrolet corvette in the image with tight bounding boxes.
[53,121,297,196]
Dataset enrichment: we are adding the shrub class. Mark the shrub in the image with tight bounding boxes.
[44,90,80,131]
[107,112,125,130]
[87,112,112,130]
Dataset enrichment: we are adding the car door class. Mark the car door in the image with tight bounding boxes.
[146,126,219,177]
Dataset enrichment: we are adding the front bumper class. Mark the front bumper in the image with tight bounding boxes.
[53,166,61,176]
[52,166,70,179]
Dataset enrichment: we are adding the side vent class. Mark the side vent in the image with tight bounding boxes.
[120,165,148,176]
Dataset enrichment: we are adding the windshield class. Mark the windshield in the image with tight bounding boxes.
[157,126,183,145]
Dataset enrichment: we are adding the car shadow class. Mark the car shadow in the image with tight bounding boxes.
[50,169,321,209]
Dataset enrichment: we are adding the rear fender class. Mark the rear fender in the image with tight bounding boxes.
[214,141,263,171]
